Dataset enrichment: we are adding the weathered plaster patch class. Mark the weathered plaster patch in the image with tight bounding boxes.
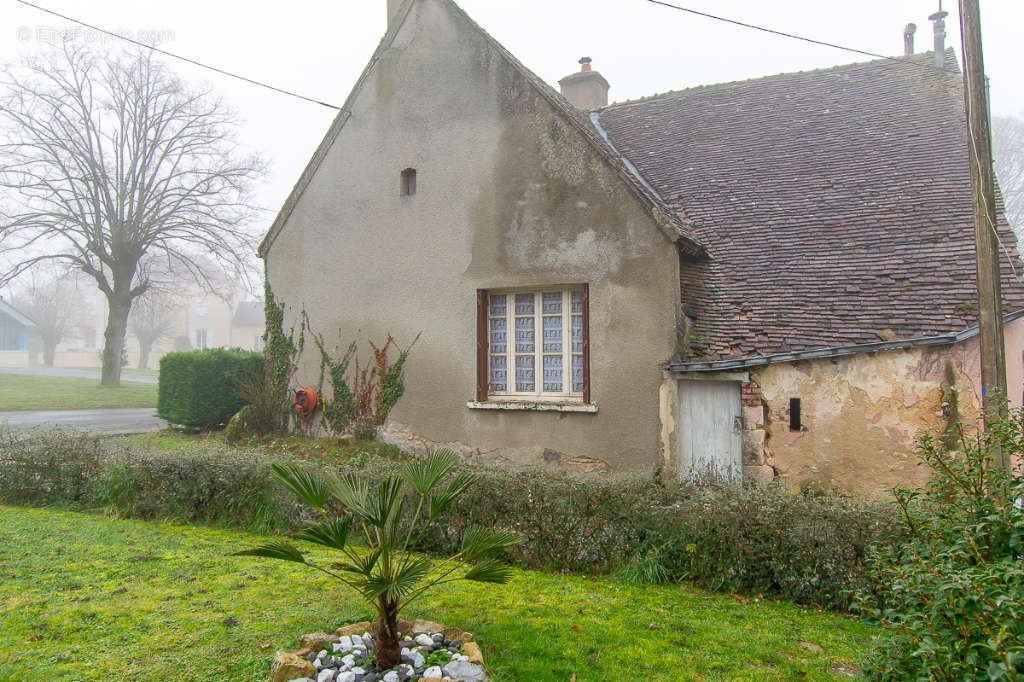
[750,342,992,494]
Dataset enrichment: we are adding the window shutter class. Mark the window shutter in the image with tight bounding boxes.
[582,283,591,403]
[476,289,488,402]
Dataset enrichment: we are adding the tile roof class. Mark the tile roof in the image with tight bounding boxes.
[597,51,1024,360]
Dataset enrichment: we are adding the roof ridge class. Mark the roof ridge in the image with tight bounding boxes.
[602,49,960,111]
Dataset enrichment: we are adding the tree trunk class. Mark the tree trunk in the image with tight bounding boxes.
[101,293,132,387]
[138,340,152,370]
[43,341,55,367]
[373,600,402,670]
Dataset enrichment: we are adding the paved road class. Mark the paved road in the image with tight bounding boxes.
[0,366,158,384]
[0,408,166,435]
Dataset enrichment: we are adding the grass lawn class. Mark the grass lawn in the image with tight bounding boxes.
[0,506,873,681]
[0,374,157,411]
[129,430,409,464]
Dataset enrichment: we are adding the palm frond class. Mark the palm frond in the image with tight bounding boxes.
[332,548,382,576]
[271,463,330,509]
[232,541,306,564]
[348,574,392,602]
[402,448,459,495]
[428,473,476,519]
[385,556,433,601]
[460,526,522,561]
[462,559,514,584]
[329,472,371,517]
[293,517,350,551]
[365,475,406,530]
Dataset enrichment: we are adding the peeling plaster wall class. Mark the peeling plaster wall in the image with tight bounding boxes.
[659,318,1024,493]
[748,318,1023,494]
[264,0,680,474]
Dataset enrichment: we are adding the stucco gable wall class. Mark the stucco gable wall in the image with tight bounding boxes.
[265,0,680,473]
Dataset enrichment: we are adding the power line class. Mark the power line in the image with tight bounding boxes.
[643,0,893,61]
[13,0,342,111]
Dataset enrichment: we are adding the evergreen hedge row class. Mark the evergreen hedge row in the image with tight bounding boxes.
[0,428,900,611]
[156,349,264,429]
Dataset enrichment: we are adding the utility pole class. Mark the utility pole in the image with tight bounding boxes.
[958,0,1008,451]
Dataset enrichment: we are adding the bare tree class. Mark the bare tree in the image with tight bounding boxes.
[0,44,263,385]
[129,288,180,370]
[993,115,1024,241]
[9,272,83,366]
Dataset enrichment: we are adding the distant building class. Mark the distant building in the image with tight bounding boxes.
[0,299,36,366]
[0,299,35,351]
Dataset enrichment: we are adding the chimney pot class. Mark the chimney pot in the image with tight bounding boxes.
[903,22,917,56]
[559,58,609,110]
[929,10,948,68]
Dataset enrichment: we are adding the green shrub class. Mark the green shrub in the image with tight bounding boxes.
[859,413,1024,680]
[0,429,900,610]
[157,349,264,429]
[99,447,293,530]
[0,427,108,506]
[421,470,897,610]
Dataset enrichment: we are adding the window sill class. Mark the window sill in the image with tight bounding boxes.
[466,400,598,413]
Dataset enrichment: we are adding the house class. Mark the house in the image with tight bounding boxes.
[0,298,35,365]
[259,0,1024,493]
[36,281,263,370]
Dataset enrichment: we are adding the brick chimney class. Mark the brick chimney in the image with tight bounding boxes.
[558,58,610,110]
[929,8,948,68]
[903,23,917,56]
[388,0,403,30]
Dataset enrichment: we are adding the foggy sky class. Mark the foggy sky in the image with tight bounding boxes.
[2,0,1022,241]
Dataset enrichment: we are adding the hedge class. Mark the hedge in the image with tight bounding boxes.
[0,428,901,610]
[157,349,264,429]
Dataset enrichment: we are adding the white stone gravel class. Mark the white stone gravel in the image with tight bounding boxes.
[286,627,486,681]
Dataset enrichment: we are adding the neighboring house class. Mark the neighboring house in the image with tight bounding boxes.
[232,301,265,352]
[260,0,1024,493]
[46,280,263,369]
[0,299,36,365]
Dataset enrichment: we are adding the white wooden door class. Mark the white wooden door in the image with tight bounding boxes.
[678,380,742,481]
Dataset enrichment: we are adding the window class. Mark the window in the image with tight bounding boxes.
[195,328,208,350]
[400,168,417,196]
[476,285,589,402]
[789,398,802,431]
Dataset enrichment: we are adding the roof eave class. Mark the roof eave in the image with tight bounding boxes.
[667,308,1024,373]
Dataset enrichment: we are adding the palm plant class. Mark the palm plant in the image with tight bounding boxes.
[234,449,520,669]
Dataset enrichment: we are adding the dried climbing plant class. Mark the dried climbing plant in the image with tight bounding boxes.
[303,312,420,438]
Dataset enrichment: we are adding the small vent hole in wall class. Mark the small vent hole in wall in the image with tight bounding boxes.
[400,168,417,196]
[789,398,802,431]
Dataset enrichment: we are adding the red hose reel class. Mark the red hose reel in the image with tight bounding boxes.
[292,387,322,425]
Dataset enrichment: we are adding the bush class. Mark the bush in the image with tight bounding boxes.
[0,427,108,506]
[859,413,1024,680]
[0,429,900,610]
[419,471,898,610]
[157,349,264,430]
